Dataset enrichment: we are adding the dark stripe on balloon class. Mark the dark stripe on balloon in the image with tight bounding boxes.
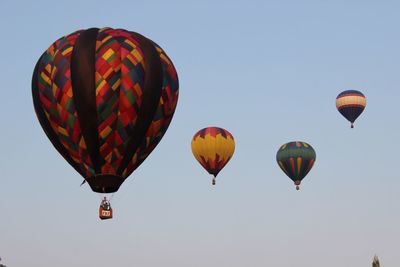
[337,104,366,109]
[214,153,222,176]
[278,161,290,176]
[336,93,365,98]
[70,28,102,174]
[305,159,315,174]
[117,32,163,176]
[32,57,86,178]
[337,90,364,97]
[338,106,365,123]
[282,159,296,182]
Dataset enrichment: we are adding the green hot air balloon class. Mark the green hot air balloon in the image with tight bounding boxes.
[276,141,316,190]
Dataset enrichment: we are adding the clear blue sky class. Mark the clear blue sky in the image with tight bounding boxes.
[0,0,399,266]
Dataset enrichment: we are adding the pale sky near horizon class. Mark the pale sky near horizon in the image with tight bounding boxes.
[1,1,399,266]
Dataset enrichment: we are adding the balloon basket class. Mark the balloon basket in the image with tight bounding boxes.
[99,207,113,220]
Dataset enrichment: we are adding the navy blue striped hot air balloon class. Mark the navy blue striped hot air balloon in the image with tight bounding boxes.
[336,90,366,128]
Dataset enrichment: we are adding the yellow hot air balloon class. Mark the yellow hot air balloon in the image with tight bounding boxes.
[191,127,235,185]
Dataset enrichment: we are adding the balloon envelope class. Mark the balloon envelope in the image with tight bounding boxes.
[32,27,179,193]
[276,141,316,190]
[191,127,235,181]
[336,90,366,128]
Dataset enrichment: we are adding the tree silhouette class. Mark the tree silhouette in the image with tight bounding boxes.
[373,255,380,267]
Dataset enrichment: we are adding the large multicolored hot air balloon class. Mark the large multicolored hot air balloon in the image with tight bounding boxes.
[336,90,366,128]
[191,127,235,185]
[276,141,316,190]
[32,28,179,199]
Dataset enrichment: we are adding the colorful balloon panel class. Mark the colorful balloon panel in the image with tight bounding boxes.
[276,141,316,190]
[191,127,235,179]
[32,28,179,193]
[336,90,366,128]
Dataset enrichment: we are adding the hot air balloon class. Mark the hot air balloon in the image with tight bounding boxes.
[32,27,179,219]
[336,90,366,128]
[191,127,235,185]
[276,141,316,190]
